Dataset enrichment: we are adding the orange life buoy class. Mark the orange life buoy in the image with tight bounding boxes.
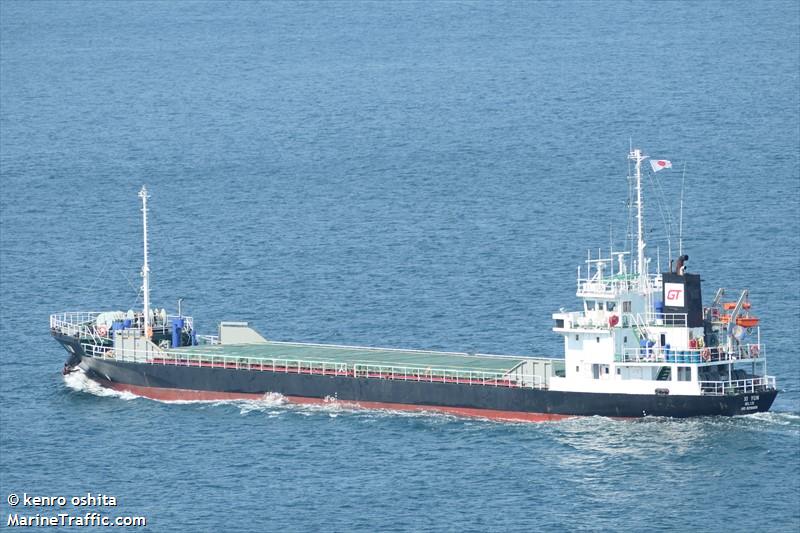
[608,315,619,327]
[701,347,711,362]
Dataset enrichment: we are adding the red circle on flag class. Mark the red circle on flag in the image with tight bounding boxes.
[657,160,666,167]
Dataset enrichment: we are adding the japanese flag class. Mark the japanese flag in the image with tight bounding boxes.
[650,159,672,172]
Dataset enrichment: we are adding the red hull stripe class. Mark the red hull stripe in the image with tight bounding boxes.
[96,379,571,423]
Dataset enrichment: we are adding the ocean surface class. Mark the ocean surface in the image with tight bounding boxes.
[1,1,798,531]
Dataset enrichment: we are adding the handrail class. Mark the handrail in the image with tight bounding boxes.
[556,311,688,331]
[577,277,638,295]
[618,343,764,364]
[50,311,194,338]
[699,376,775,395]
[576,271,663,296]
[195,335,220,345]
[80,343,547,390]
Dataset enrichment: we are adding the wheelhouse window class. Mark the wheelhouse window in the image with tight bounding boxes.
[607,301,616,312]
[678,367,692,382]
[622,301,631,313]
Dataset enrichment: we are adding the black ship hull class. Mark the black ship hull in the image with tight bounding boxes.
[59,336,777,421]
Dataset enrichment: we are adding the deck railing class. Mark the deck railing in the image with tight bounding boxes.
[196,335,220,345]
[577,276,638,296]
[557,311,688,331]
[618,343,764,364]
[699,376,776,395]
[50,312,101,337]
[80,343,546,389]
[50,311,193,339]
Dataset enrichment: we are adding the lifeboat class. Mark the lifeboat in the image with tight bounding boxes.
[723,302,751,310]
[720,314,759,327]
[736,316,760,327]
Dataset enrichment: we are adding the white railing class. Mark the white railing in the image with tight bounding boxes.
[158,314,193,333]
[79,344,546,389]
[699,376,776,395]
[195,335,220,345]
[83,343,116,359]
[352,363,544,388]
[556,311,688,331]
[50,312,101,336]
[50,311,194,339]
[577,276,638,296]
[619,343,764,364]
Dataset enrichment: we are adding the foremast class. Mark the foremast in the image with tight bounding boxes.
[139,186,151,339]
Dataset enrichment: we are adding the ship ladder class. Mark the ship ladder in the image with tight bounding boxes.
[631,313,650,343]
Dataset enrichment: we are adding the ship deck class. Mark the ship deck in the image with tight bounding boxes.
[173,341,526,374]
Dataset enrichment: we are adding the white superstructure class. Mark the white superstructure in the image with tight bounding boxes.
[549,148,773,399]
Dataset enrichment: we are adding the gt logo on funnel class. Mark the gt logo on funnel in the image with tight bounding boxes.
[665,283,684,307]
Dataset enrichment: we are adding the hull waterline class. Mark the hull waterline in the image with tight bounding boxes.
[72,354,777,420]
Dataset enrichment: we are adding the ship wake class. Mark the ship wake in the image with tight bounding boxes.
[63,368,139,401]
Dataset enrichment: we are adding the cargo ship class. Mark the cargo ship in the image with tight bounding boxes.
[51,148,778,420]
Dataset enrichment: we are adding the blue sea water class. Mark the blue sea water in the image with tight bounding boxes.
[1,1,798,531]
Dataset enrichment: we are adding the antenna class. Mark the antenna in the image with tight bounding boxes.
[657,246,661,273]
[609,223,614,273]
[138,185,151,338]
[679,162,687,257]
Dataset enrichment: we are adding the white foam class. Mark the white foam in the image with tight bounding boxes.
[63,368,138,401]
[747,410,800,426]
[63,369,292,409]
[235,392,289,414]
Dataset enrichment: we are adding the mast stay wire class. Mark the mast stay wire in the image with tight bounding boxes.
[77,241,141,309]
[645,166,677,266]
